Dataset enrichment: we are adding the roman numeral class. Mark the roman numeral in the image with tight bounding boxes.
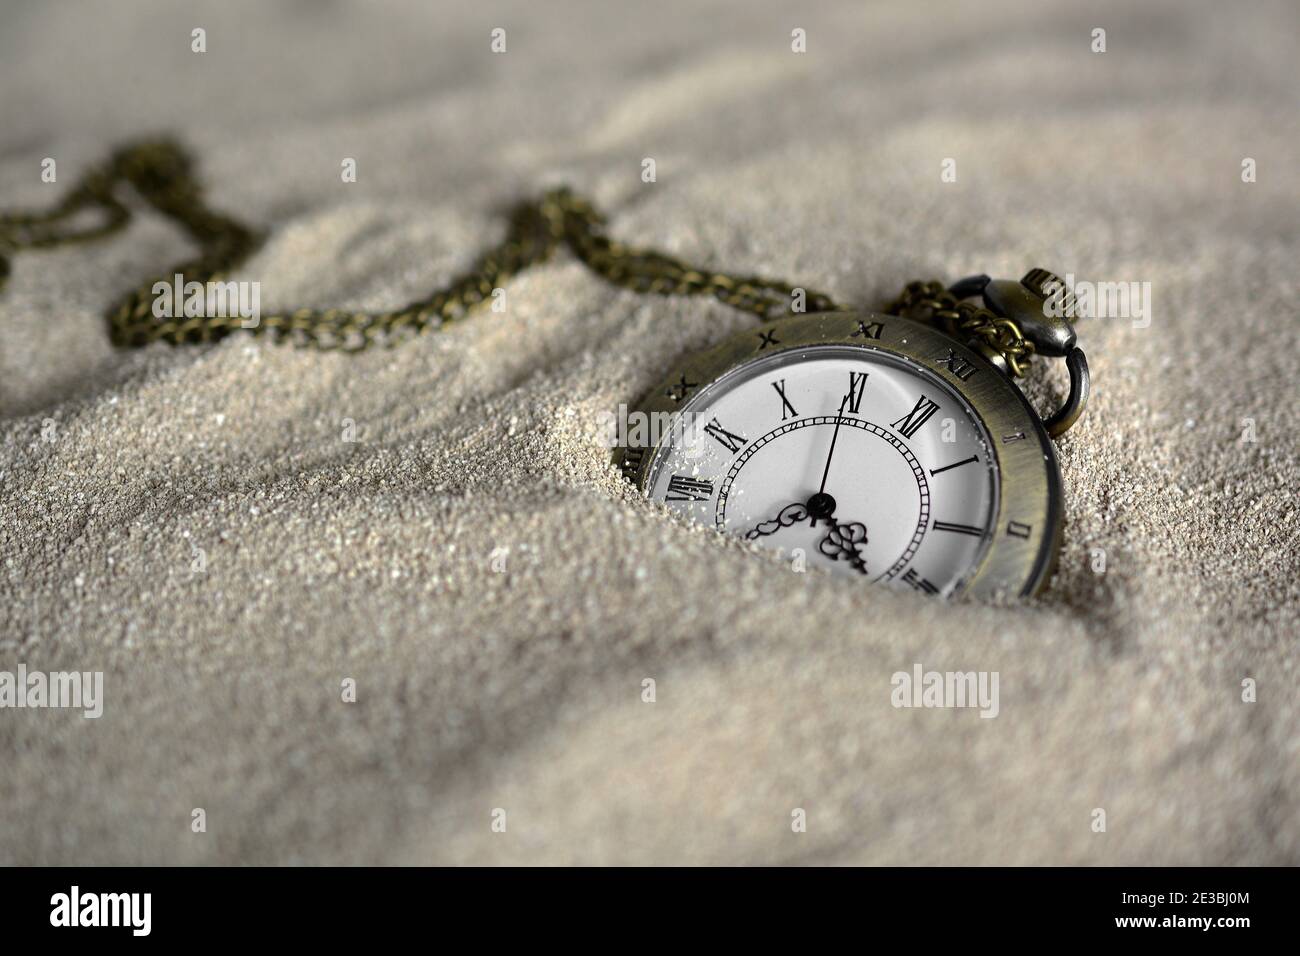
[666,475,714,502]
[930,455,978,476]
[845,371,868,414]
[667,375,698,402]
[619,447,646,479]
[891,395,940,439]
[901,568,940,594]
[772,379,798,420]
[852,320,884,340]
[937,348,978,381]
[933,519,985,536]
[703,417,746,454]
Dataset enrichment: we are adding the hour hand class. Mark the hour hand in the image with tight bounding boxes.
[818,521,869,575]
[743,502,810,540]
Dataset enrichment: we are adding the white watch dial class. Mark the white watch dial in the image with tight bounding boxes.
[645,345,999,595]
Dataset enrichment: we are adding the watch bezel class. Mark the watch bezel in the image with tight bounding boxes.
[612,310,1062,599]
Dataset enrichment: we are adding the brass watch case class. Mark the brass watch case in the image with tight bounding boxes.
[613,311,1063,599]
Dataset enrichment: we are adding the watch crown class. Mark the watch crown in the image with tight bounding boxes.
[1020,268,1065,299]
[980,268,1077,358]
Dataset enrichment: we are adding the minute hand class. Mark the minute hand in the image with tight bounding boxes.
[817,393,850,496]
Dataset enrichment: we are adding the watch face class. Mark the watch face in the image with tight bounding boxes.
[644,346,999,596]
[616,311,1061,599]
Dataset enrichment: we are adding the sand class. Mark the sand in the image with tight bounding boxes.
[0,0,1296,864]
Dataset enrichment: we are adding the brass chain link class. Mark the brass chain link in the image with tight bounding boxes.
[884,280,1036,377]
[0,139,1031,373]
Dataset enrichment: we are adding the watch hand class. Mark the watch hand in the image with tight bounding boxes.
[748,483,851,541]
[818,521,870,575]
[801,393,853,528]
[746,399,863,543]
[817,392,850,497]
[743,502,810,540]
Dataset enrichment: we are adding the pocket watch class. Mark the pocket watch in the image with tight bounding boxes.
[0,149,1087,600]
[614,272,1089,599]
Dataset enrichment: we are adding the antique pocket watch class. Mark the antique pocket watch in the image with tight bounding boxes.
[0,150,1087,600]
[614,272,1089,599]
